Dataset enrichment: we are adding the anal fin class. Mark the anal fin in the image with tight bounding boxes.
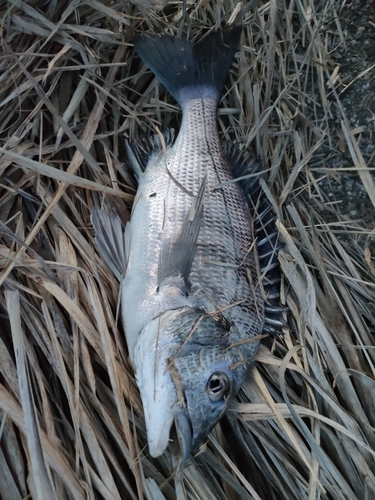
[126,129,175,179]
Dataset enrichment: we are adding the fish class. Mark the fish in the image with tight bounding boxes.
[91,25,283,465]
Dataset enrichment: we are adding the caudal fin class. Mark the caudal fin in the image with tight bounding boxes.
[133,25,242,108]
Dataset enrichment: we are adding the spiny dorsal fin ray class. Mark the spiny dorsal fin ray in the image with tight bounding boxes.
[224,141,286,336]
[158,176,207,293]
[91,208,127,281]
[223,140,263,198]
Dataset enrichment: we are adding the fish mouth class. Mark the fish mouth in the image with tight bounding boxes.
[174,403,213,466]
[173,374,230,466]
[174,407,193,466]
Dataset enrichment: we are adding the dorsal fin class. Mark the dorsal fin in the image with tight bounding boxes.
[223,141,263,198]
[224,141,286,336]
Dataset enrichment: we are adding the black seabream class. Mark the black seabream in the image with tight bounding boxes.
[92,25,282,464]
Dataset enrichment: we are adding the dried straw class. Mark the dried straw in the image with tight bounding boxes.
[0,1,374,499]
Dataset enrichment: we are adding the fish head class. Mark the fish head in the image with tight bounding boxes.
[173,350,234,459]
[171,313,258,460]
[133,309,259,461]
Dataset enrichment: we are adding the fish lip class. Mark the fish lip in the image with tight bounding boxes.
[174,406,192,466]
[174,401,222,465]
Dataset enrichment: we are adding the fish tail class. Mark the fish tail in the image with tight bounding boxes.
[133,25,242,108]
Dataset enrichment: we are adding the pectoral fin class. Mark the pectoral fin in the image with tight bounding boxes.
[158,177,206,292]
[91,208,127,281]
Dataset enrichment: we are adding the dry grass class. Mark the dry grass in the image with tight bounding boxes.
[0,1,374,499]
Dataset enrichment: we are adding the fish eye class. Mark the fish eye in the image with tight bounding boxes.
[207,372,230,401]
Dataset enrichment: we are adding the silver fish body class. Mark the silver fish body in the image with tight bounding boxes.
[92,26,270,462]
[124,97,264,456]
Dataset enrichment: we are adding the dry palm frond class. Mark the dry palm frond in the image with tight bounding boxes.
[0,1,374,499]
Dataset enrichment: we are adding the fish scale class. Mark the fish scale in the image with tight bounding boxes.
[128,97,262,337]
[91,25,280,467]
